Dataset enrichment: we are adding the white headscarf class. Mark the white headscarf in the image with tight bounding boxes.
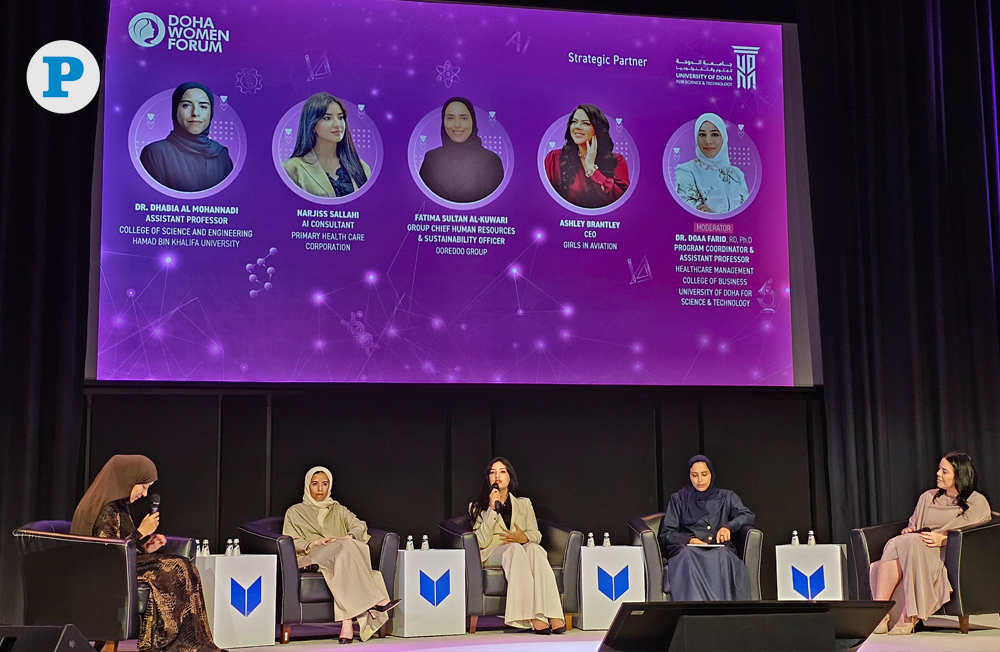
[303,466,335,528]
[693,112,731,170]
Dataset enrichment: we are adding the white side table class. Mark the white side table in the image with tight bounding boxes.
[775,544,847,600]
[389,549,466,637]
[579,546,646,630]
[195,554,277,648]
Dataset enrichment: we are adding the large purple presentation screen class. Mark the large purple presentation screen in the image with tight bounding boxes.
[95,0,792,385]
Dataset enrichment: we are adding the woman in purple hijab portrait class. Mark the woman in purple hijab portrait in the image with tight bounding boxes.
[657,455,756,601]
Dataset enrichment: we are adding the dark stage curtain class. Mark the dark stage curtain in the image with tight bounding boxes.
[796,0,1000,540]
[0,1,106,622]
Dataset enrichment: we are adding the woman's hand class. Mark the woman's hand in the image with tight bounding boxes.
[584,136,599,176]
[143,534,166,553]
[500,524,530,544]
[488,488,502,511]
[918,531,947,548]
[307,537,337,552]
[689,537,707,545]
[901,526,917,534]
[138,512,160,537]
[716,527,732,543]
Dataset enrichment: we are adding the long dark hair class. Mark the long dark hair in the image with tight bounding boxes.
[558,104,618,199]
[936,451,979,514]
[468,457,518,528]
[291,92,369,190]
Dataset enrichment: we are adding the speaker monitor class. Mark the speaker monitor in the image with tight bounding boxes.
[0,625,95,652]
[599,600,893,652]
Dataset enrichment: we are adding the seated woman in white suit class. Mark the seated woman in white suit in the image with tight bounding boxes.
[469,457,566,634]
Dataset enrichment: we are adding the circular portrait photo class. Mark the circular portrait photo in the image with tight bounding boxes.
[272,93,383,204]
[130,82,246,199]
[408,98,513,210]
[663,112,762,219]
[537,105,639,215]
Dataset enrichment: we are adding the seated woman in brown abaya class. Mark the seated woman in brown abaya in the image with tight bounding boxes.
[870,452,991,635]
[70,455,223,652]
[282,466,400,644]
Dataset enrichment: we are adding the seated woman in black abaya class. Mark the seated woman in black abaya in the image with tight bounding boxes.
[71,455,223,652]
[419,97,504,203]
[140,82,235,192]
[658,455,755,601]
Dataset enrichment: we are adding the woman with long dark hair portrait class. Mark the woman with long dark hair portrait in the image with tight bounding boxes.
[658,455,755,601]
[869,453,991,635]
[139,82,234,192]
[419,97,504,203]
[543,104,630,208]
[282,93,371,198]
[469,457,566,633]
[283,466,400,644]
[674,112,749,214]
[70,455,224,652]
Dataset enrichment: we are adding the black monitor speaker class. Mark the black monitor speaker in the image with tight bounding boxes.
[599,600,893,652]
[0,625,95,652]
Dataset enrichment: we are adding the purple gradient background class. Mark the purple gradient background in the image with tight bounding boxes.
[97,0,791,385]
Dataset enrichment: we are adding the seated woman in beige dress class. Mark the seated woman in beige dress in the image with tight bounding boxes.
[469,457,566,634]
[283,466,399,644]
[870,452,991,635]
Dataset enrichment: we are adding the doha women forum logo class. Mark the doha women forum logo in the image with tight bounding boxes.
[129,13,166,47]
[128,11,231,52]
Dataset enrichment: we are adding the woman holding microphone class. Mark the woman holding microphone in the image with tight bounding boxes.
[468,457,565,633]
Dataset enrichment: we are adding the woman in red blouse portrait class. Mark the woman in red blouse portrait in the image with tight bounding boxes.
[544,104,629,208]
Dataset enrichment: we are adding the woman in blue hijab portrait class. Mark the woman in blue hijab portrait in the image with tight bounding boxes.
[140,82,235,192]
[674,113,749,214]
[658,455,756,601]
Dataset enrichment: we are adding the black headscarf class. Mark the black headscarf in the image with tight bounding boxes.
[678,455,719,526]
[418,97,503,203]
[166,82,227,158]
[439,97,482,150]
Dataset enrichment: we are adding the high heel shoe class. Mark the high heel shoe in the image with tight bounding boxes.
[873,615,890,634]
[372,598,401,613]
[888,618,916,635]
[532,627,552,635]
[338,637,353,645]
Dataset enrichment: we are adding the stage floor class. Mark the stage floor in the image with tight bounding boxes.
[112,614,1000,651]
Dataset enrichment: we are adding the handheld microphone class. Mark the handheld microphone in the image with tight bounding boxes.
[150,494,160,514]
[491,483,501,512]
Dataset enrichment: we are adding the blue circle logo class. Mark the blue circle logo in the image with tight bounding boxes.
[129,13,165,48]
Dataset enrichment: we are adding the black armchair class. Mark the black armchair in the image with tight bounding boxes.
[627,513,764,601]
[438,515,583,632]
[238,516,399,644]
[13,520,195,651]
[849,512,1000,633]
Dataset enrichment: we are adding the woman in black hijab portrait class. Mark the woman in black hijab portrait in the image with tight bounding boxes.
[140,82,235,192]
[657,455,756,601]
[419,97,504,203]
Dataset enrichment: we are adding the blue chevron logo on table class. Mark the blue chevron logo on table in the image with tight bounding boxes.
[791,565,825,600]
[597,566,629,601]
[231,576,263,616]
[419,569,451,606]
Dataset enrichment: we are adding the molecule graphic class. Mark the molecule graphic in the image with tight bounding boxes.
[341,311,380,356]
[435,60,461,88]
[247,247,277,298]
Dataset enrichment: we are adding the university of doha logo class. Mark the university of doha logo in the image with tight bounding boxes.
[732,46,760,90]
